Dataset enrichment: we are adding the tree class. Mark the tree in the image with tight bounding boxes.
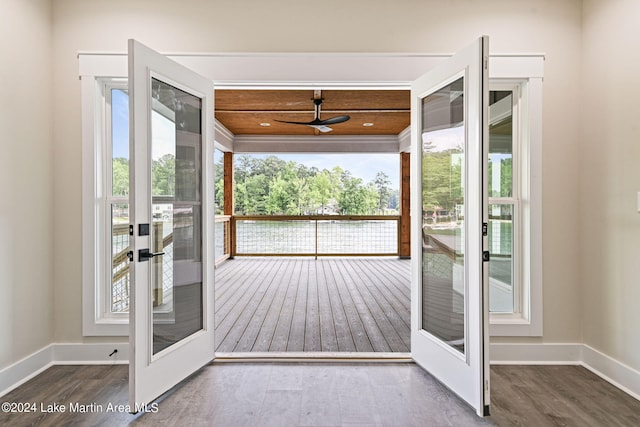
[253,155,287,182]
[488,156,513,197]
[292,175,311,214]
[388,189,399,210]
[422,150,463,212]
[214,154,225,214]
[338,175,377,215]
[310,171,333,213]
[112,158,129,196]
[374,171,391,213]
[266,175,294,214]
[230,154,398,216]
[152,154,175,196]
[238,174,269,214]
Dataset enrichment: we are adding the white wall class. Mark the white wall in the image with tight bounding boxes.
[581,0,640,371]
[0,0,53,369]
[50,0,583,348]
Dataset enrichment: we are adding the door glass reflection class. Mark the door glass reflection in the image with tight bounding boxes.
[150,78,203,355]
[421,77,466,354]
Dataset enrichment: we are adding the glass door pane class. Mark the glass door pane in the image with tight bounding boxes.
[421,77,466,354]
[150,78,204,355]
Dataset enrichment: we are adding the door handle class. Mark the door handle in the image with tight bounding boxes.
[138,248,165,262]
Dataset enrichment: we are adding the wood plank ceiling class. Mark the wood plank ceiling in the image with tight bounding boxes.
[214,89,410,136]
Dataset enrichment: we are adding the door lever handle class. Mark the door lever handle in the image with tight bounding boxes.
[138,248,165,262]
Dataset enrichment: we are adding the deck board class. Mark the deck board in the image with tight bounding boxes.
[269,259,303,351]
[351,259,411,349]
[215,257,411,353]
[287,260,309,351]
[316,260,339,351]
[322,259,357,352]
[337,258,392,352]
[328,259,375,352]
[304,260,322,351]
[252,259,294,351]
[216,258,282,351]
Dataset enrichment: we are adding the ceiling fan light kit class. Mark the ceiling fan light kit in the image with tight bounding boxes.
[274,97,350,133]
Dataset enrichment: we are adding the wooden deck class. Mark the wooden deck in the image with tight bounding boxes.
[214,257,411,353]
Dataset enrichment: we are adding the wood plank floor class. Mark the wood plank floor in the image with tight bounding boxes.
[214,258,411,353]
[2,363,639,426]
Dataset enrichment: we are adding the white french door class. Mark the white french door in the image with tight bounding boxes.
[411,37,490,416]
[128,40,216,410]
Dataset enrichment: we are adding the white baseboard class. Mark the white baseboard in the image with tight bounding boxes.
[489,342,583,365]
[489,342,640,400]
[0,345,54,397]
[0,343,128,398]
[580,344,640,401]
[1,342,639,402]
[53,343,129,365]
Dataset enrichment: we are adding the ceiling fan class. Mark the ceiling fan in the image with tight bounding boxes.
[274,94,350,133]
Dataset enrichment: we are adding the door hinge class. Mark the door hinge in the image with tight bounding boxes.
[129,225,134,236]
[482,251,490,262]
[482,222,488,236]
[126,250,134,262]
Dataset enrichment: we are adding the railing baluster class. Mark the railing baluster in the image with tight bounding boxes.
[214,215,233,265]
[315,219,318,260]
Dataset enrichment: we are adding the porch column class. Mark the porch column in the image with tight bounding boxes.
[223,151,235,257]
[399,152,411,258]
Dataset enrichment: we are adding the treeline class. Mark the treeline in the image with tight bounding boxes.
[421,149,512,213]
[111,154,399,216]
[112,154,183,197]
[216,155,398,215]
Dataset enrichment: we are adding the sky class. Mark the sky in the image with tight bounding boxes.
[112,89,399,189]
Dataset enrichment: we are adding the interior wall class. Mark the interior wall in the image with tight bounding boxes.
[581,0,640,371]
[51,0,583,346]
[0,0,53,369]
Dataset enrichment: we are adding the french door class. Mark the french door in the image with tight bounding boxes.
[411,37,490,416]
[125,36,488,414]
[128,40,216,409]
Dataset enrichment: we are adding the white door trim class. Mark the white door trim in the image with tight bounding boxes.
[78,52,543,86]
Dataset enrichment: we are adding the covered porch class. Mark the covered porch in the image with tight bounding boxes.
[210,129,414,353]
[214,257,411,353]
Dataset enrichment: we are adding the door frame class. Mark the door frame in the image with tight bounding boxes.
[79,50,544,416]
[80,52,543,338]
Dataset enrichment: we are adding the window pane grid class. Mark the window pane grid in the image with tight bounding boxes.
[111,205,130,313]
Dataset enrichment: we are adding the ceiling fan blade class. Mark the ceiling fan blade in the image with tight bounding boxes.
[273,99,349,131]
[274,119,315,125]
[274,120,333,132]
[317,115,350,125]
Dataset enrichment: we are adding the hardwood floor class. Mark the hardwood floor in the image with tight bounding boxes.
[5,259,638,425]
[214,258,411,353]
[490,365,640,426]
[1,363,639,426]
